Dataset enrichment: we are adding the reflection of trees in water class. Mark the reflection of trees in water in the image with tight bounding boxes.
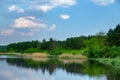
[0,58,6,60]
[107,73,120,80]
[105,61,120,80]
[6,58,120,79]
[7,58,85,75]
[7,58,57,75]
[82,61,108,76]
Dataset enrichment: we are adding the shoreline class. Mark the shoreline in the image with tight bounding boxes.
[1,53,120,65]
[0,52,88,63]
[0,52,87,59]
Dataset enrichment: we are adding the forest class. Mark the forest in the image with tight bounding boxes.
[1,24,120,58]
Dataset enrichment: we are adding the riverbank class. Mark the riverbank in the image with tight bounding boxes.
[0,52,87,60]
[1,53,120,67]
[58,53,87,59]
[0,52,21,56]
[93,58,120,66]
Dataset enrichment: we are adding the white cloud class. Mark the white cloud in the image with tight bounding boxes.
[12,16,47,29]
[33,0,77,12]
[60,14,70,20]
[49,24,56,31]
[10,16,57,36]
[0,29,15,36]
[50,0,77,7]
[91,0,115,6]
[11,16,50,36]
[8,5,24,13]
[27,16,36,20]
[34,5,53,12]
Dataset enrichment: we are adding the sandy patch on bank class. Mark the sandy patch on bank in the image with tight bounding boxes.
[58,53,87,59]
[23,53,48,58]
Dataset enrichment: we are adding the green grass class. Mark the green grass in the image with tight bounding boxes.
[47,49,86,56]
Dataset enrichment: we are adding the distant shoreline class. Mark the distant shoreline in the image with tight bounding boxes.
[0,52,87,60]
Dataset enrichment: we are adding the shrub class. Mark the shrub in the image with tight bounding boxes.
[105,46,120,58]
[24,48,40,53]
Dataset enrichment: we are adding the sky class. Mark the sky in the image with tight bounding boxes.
[0,0,120,45]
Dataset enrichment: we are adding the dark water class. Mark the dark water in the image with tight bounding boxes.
[0,55,120,80]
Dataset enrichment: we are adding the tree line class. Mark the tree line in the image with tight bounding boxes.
[2,24,120,58]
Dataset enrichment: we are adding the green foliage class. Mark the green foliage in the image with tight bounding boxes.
[5,24,120,58]
[84,35,106,58]
[106,24,120,46]
[105,46,120,58]
[24,48,40,53]
[65,36,87,50]
[0,46,7,52]
[7,40,40,53]
[50,48,63,56]
[40,39,49,50]
[48,38,56,51]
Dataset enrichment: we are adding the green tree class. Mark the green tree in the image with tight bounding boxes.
[65,36,87,50]
[84,36,106,58]
[106,24,120,46]
[41,39,49,50]
[49,38,56,51]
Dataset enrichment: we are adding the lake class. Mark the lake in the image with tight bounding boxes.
[0,55,120,80]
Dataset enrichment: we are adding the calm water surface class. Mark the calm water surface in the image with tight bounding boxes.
[0,55,120,80]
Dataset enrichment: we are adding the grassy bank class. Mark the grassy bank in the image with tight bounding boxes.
[0,52,21,56]
[58,53,87,59]
[0,51,87,60]
[23,53,48,58]
[94,58,120,66]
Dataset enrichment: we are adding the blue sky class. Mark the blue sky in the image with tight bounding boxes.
[0,0,120,45]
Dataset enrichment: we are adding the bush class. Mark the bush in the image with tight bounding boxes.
[24,48,40,53]
[48,48,64,56]
[105,46,120,58]
[83,36,106,58]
